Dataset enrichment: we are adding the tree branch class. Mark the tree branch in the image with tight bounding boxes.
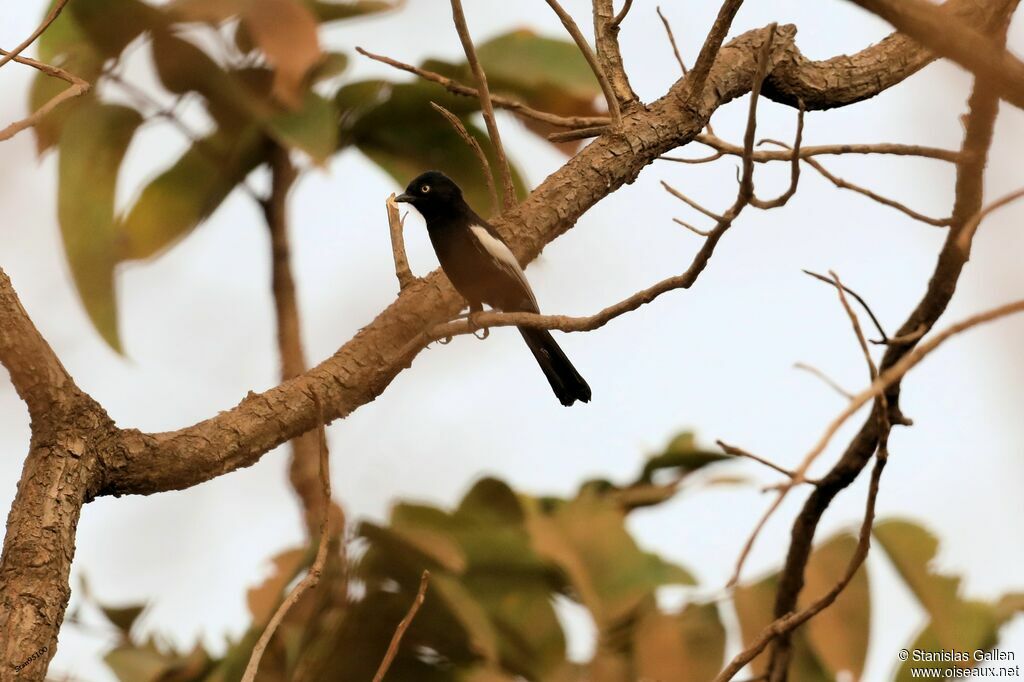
[449,0,517,211]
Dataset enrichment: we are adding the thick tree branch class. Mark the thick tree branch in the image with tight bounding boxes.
[0,1,1014,673]
[0,270,78,423]
[846,0,1024,110]
[593,0,638,110]
[97,0,1012,499]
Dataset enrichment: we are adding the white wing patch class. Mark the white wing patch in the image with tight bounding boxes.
[469,224,538,309]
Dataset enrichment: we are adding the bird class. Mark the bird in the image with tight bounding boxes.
[396,170,591,407]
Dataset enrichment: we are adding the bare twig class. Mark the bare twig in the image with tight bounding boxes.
[449,0,516,211]
[372,570,430,682]
[543,0,623,124]
[0,0,70,70]
[431,102,498,214]
[657,6,689,75]
[611,0,634,27]
[662,138,961,164]
[845,0,1024,110]
[751,102,804,209]
[355,47,609,129]
[0,51,90,143]
[763,139,951,226]
[662,181,726,222]
[386,195,418,292]
[548,124,612,144]
[715,452,886,681]
[717,440,810,482]
[793,362,854,400]
[956,185,1024,253]
[241,399,332,682]
[803,270,889,343]
[674,217,713,237]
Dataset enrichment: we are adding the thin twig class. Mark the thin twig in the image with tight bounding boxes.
[0,51,90,143]
[762,139,951,226]
[611,0,634,27]
[449,0,516,211]
[657,6,688,75]
[673,217,712,237]
[661,181,726,222]
[793,362,853,400]
[0,0,71,70]
[241,399,333,682]
[956,185,1024,253]
[355,47,609,129]
[717,440,809,482]
[548,124,611,144]
[714,452,886,681]
[542,0,622,125]
[386,194,417,292]
[372,570,430,682]
[751,101,804,209]
[668,137,962,164]
[430,102,498,214]
[802,270,889,343]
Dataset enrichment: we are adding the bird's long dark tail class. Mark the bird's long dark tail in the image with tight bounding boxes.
[518,327,591,407]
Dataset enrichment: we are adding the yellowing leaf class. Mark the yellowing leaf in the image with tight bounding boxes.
[57,102,142,351]
[524,491,694,630]
[634,602,726,682]
[800,533,870,679]
[119,127,265,260]
[246,547,306,625]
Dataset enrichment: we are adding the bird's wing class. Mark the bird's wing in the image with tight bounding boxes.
[468,223,539,311]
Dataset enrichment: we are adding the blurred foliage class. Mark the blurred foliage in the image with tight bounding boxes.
[75,432,1023,681]
[29,0,604,350]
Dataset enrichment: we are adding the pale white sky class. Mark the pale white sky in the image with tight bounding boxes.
[1,1,1023,680]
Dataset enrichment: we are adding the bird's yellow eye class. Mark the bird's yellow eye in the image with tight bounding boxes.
[420,184,431,193]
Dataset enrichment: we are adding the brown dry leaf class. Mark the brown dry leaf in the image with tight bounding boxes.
[246,547,306,625]
[242,0,322,108]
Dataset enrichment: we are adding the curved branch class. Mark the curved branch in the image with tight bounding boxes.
[99,0,1012,499]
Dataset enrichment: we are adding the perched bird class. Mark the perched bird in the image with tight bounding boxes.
[396,171,591,407]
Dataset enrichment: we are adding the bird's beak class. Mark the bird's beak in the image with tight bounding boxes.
[395,193,414,203]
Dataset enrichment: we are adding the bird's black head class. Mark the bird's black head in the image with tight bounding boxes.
[395,171,464,219]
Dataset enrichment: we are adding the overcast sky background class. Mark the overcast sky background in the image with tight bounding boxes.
[2,1,1023,680]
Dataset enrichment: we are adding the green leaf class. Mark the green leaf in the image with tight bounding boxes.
[634,602,726,682]
[876,519,1004,680]
[119,126,265,261]
[475,30,602,106]
[801,533,870,679]
[338,80,525,214]
[70,0,162,58]
[308,0,399,22]
[423,29,605,150]
[310,51,349,83]
[104,644,175,682]
[28,72,93,155]
[265,91,338,163]
[57,102,142,351]
[99,604,146,636]
[638,431,731,483]
[524,490,694,630]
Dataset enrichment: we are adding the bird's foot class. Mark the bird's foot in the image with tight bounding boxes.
[467,312,490,340]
